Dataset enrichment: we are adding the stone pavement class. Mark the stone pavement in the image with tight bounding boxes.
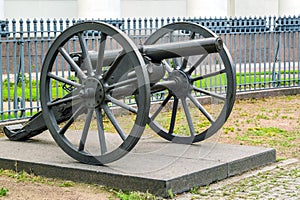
[176,159,299,200]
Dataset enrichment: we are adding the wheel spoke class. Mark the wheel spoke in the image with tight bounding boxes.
[189,32,196,40]
[168,97,178,134]
[47,72,81,88]
[58,47,87,80]
[162,60,173,73]
[95,107,107,154]
[106,95,137,114]
[96,32,107,75]
[191,68,226,82]
[187,53,208,74]
[47,95,80,107]
[181,97,195,137]
[150,94,172,120]
[78,108,94,151]
[78,32,94,77]
[193,86,226,100]
[103,105,127,141]
[188,94,215,123]
[173,58,180,69]
[181,57,189,70]
[58,105,85,135]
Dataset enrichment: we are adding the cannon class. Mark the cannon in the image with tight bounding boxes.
[3,21,236,165]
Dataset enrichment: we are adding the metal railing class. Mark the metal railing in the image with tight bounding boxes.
[0,16,299,122]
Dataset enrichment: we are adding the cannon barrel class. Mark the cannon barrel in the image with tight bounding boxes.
[140,37,223,62]
[90,37,223,66]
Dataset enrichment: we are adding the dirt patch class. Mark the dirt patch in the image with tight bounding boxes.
[0,174,117,200]
[220,94,300,159]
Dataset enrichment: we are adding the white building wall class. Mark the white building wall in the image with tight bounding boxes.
[186,0,227,17]
[2,0,300,20]
[279,0,300,16]
[234,0,279,17]
[0,0,4,19]
[121,0,186,18]
[78,0,120,19]
[4,0,77,20]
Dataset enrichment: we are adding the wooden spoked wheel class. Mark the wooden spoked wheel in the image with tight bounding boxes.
[145,22,236,144]
[40,22,150,165]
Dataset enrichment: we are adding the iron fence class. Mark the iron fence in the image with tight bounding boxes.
[0,16,299,122]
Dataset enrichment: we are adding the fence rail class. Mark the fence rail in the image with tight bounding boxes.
[1,16,300,122]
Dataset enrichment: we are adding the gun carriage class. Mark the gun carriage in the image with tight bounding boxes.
[4,21,236,165]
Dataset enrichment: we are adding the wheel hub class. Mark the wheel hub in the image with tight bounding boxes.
[80,77,105,108]
[167,70,192,98]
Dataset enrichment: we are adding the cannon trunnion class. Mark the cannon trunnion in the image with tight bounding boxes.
[4,22,236,165]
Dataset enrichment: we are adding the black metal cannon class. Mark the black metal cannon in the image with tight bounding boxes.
[3,21,236,165]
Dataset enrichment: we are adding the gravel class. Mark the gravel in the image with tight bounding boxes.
[176,159,300,200]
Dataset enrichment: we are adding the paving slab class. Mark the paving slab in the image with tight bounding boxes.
[0,131,276,197]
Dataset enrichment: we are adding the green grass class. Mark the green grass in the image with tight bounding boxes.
[1,74,74,101]
[236,70,299,87]
[58,181,75,187]
[0,169,77,188]
[0,187,9,197]
[114,190,157,200]
[0,110,39,121]
[193,70,299,89]
[236,126,298,148]
[2,83,67,101]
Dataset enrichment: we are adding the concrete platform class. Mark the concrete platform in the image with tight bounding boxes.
[0,132,276,197]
